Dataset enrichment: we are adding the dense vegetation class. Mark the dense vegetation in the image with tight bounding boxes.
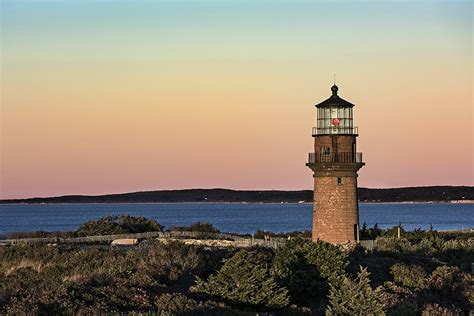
[171,222,221,234]
[0,217,472,314]
[6,215,163,239]
[76,215,163,236]
[1,186,472,203]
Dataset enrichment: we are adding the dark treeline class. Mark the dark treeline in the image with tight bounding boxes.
[1,186,473,204]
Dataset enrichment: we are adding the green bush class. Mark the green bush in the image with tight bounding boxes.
[375,237,416,253]
[271,238,347,308]
[374,235,473,275]
[382,264,472,313]
[272,238,348,282]
[387,301,419,316]
[254,230,311,239]
[66,275,153,312]
[171,222,220,234]
[154,293,257,316]
[361,224,442,242]
[192,250,289,309]
[421,265,472,311]
[0,240,231,314]
[2,221,473,314]
[427,266,463,289]
[131,240,223,288]
[390,263,427,289]
[360,222,384,240]
[154,292,199,312]
[272,243,324,307]
[0,244,62,275]
[304,240,349,283]
[326,267,385,315]
[170,221,222,239]
[438,239,474,272]
[76,215,163,236]
[417,236,445,255]
[421,303,463,316]
[1,267,72,314]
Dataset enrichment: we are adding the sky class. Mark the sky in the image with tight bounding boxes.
[1,0,473,199]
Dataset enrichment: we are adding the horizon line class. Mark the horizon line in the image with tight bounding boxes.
[1,185,473,201]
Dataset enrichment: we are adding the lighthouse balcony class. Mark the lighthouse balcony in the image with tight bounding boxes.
[308,152,363,164]
[312,127,358,136]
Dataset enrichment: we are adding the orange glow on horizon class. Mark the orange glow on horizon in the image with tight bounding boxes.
[1,1,472,199]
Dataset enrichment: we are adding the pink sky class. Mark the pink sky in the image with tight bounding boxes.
[1,1,472,199]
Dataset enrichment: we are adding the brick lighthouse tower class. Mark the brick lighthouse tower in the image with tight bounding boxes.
[306,84,364,244]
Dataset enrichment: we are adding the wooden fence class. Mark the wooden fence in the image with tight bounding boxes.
[0,231,374,250]
[0,231,287,249]
[358,239,377,251]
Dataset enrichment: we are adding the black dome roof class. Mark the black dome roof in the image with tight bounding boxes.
[315,85,355,108]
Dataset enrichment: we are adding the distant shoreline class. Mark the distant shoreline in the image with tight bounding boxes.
[1,186,473,204]
[2,201,474,206]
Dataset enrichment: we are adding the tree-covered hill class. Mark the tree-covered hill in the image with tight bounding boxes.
[1,186,472,204]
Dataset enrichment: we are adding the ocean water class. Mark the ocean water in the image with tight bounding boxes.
[0,203,473,236]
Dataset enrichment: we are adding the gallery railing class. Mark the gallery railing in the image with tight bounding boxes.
[308,152,363,164]
[312,127,359,135]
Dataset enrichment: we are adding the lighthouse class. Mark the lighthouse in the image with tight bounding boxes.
[306,84,364,244]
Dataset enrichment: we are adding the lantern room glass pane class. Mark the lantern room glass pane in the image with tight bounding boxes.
[316,106,355,134]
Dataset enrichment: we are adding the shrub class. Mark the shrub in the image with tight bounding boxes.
[438,239,474,272]
[360,222,384,240]
[272,238,348,283]
[254,230,311,239]
[418,236,445,255]
[375,237,416,253]
[154,292,199,312]
[76,215,163,236]
[154,293,254,316]
[390,263,427,289]
[192,250,289,309]
[0,267,72,314]
[2,223,473,314]
[427,266,463,289]
[383,265,473,313]
[272,244,324,307]
[66,276,152,312]
[170,221,221,239]
[272,238,351,312]
[388,301,419,316]
[326,267,385,315]
[377,281,416,313]
[421,303,463,316]
[244,246,275,266]
[420,265,473,311]
[171,222,220,234]
[132,240,221,288]
[0,244,61,275]
[304,240,349,284]
[347,247,402,287]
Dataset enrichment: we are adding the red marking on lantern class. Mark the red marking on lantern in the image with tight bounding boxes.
[332,118,340,126]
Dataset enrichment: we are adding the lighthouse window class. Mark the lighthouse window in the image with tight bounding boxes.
[337,177,343,185]
[322,147,331,156]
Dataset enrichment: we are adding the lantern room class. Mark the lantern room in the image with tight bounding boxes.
[313,85,358,135]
